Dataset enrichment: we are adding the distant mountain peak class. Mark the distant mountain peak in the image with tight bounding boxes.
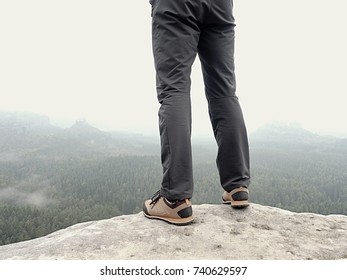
[69,119,103,134]
[252,122,324,143]
[249,122,347,153]
[254,122,316,135]
[0,111,51,129]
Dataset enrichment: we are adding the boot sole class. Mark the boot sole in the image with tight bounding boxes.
[223,200,250,208]
[143,212,194,226]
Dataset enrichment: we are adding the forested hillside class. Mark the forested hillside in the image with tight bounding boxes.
[0,112,346,245]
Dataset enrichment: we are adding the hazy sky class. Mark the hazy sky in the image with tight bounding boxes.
[1,0,346,137]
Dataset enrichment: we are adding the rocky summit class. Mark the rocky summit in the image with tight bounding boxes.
[0,203,346,260]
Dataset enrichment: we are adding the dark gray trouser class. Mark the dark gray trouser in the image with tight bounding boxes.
[150,0,250,200]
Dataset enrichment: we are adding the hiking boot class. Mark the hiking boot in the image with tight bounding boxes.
[143,191,194,225]
[222,186,250,208]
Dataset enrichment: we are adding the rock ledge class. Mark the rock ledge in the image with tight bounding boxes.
[0,204,346,260]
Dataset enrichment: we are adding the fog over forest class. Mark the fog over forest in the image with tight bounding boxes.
[0,111,346,245]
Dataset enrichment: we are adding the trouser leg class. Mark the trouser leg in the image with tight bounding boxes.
[151,0,200,200]
[197,0,250,192]
[207,97,250,191]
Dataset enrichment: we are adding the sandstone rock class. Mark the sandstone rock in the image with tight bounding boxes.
[0,204,346,260]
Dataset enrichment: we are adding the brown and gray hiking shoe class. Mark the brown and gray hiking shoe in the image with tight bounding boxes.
[143,191,194,225]
[222,186,250,208]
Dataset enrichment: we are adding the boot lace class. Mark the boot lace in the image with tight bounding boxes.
[149,190,161,208]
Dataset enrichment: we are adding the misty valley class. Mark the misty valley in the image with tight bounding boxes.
[0,112,347,245]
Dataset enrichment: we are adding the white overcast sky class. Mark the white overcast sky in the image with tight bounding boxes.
[1,0,346,137]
